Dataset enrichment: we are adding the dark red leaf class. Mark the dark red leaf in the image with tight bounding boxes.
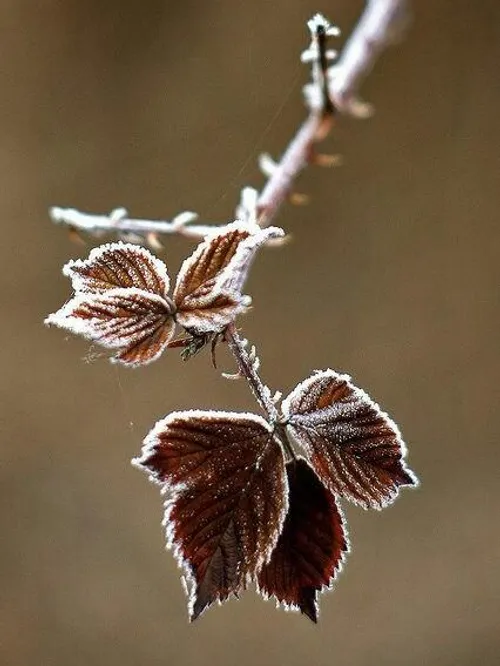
[63,242,171,296]
[133,410,288,620]
[173,222,283,333]
[257,458,348,622]
[283,370,418,509]
[45,288,175,366]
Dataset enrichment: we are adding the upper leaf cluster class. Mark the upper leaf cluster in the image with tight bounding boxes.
[46,222,283,366]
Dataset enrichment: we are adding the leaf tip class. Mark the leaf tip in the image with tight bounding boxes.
[44,312,56,327]
[401,467,420,489]
[189,597,208,622]
[299,590,319,623]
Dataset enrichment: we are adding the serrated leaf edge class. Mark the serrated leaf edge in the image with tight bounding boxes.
[63,241,171,296]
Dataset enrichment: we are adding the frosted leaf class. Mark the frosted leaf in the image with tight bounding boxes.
[48,225,281,362]
[45,287,175,367]
[220,224,284,295]
[173,222,283,333]
[63,242,170,296]
[283,370,418,509]
[176,292,244,335]
[257,458,348,622]
[134,410,288,620]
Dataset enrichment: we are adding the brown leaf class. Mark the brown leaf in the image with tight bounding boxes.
[63,242,170,296]
[133,410,288,620]
[219,223,284,295]
[45,287,175,367]
[173,222,283,333]
[283,370,418,509]
[258,458,348,622]
[175,292,244,335]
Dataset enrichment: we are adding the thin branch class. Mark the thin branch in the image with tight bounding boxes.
[49,207,218,240]
[255,14,337,226]
[327,0,411,117]
[49,1,411,240]
[256,111,333,227]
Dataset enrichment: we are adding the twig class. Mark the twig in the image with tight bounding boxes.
[255,14,337,226]
[49,207,217,240]
[327,0,411,117]
[256,111,333,227]
[49,2,411,240]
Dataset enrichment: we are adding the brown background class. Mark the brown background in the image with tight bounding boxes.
[1,1,499,664]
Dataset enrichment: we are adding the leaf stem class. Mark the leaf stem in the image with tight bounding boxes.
[225,325,278,421]
[224,325,296,460]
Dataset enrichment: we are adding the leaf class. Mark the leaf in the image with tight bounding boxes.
[282,370,418,509]
[173,222,284,333]
[176,291,244,335]
[45,287,175,366]
[63,242,170,296]
[219,224,284,295]
[257,458,348,622]
[134,410,288,620]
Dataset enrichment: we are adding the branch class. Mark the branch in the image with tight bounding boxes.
[255,112,334,227]
[50,2,411,241]
[50,207,218,241]
[327,0,411,117]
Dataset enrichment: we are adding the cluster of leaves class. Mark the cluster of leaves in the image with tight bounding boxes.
[46,221,283,365]
[47,223,417,622]
[134,370,416,622]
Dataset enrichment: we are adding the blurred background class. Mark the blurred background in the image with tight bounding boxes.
[1,1,499,664]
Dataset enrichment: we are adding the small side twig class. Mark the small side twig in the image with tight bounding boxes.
[49,207,217,240]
